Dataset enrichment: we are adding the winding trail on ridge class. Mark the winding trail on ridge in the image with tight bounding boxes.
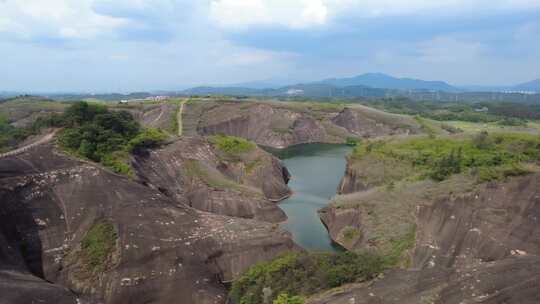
[0,129,60,159]
[177,99,186,136]
[150,104,166,126]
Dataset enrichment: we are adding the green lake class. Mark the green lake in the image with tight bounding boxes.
[268,144,352,251]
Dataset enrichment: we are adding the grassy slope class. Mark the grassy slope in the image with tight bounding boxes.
[330,174,477,257]
[230,251,385,304]
[331,130,540,259]
[351,132,540,183]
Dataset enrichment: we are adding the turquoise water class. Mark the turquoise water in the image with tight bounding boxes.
[268,144,352,251]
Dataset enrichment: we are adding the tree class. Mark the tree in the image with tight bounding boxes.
[430,147,463,181]
[79,139,97,160]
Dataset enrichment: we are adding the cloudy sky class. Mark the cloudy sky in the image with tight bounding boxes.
[1,0,539,92]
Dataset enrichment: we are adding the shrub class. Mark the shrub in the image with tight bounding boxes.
[346,137,362,146]
[429,148,463,181]
[209,134,255,155]
[81,221,117,271]
[382,225,416,267]
[101,151,134,176]
[440,123,462,134]
[0,114,31,152]
[352,132,540,183]
[230,251,384,304]
[474,163,531,183]
[127,128,167,152]
[273,294,304,304]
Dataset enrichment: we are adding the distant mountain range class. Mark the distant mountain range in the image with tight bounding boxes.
[4,73,539,102]
[178,73,540,103]
[227,78,302,90]
[461,79,540,93]
[196,73,540,94]
[317,73,461,92]
[514,79,540,92]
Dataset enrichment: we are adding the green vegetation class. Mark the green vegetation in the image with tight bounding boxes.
[381,225,416,267]
[230,251,384,304]
[184,160,248,192]
[0,96,69,152]
[272,126,293,134]
[169,104,180,134]
[0,114,29,152]
[439,123,463,134]
[167,99,184,134]
[305,102,345,112]
[81,221,117,271]
[209,134,256,155]
[352,132,540,183]
[57,102,167,175]
[360,98,540,123]
[127,128,168,152]
[1,100,167,160]
[414,116,437,137]
[345,137,361,146]
[342,227,361,244]
[474,163,530,183]
[245,159,263,173]
[273,294,304,304]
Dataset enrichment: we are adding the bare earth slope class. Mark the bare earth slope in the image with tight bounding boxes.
[0,142,297,304]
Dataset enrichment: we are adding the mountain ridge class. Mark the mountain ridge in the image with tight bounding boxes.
[318,73,461,92]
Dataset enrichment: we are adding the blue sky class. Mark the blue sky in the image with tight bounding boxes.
[0,0,539,92]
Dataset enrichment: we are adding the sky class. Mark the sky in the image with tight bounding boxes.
[0,0,540,92]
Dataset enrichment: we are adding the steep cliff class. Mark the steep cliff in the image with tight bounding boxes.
[315,174,540,304]
[132,136,291,222]
[184,100,421,149]
[0,142,297,304]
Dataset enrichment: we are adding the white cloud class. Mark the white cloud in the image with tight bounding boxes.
[3,0,539,39]
[209,0,540,30]
[417,37,486,64]
[214,45,297,67]
[0,0,129,40]
[210,0,334,29]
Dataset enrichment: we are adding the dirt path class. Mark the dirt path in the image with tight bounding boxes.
[151,104,166,126]
[177,99,187,136]
[0,129,59,159]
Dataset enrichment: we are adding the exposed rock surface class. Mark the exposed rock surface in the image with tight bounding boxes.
[337,160,366,194]
[309,257,540,304]
[316,174,540,304]
[0,271,77,304]
[185,101,421,149]
[331,107,412,138]
[132,136,291,222]
[337,154,413,194]
[113,102,178,131]
[0,143,298,304]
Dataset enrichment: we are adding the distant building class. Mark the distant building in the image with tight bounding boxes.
[286,89,304,96]
[145,95,170,101]
[503,90,536,95]
[475,106,489,112]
